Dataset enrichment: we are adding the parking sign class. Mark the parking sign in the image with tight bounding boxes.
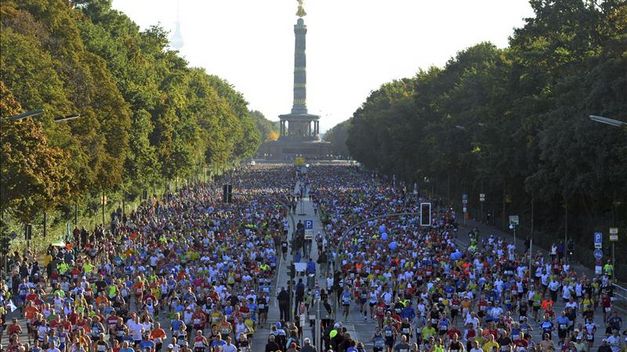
[594,232,602,249]
[304,220,314,240]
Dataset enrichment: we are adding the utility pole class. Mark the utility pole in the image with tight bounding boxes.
[315,297,321,349]
[530,197,534,248]
[528,238,533,284]
[564,198,568,251]
[609,227,618,282]
[74,202,78,226]
[43,211,47,238]
[101,191,106,226]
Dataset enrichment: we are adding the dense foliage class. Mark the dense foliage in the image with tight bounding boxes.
[250,110,280,142]
[324,119,351,157]
[345,0,626,268]
[0,0,262,228]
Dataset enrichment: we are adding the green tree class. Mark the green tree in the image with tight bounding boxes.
[324,119,351,157]
[0,81,72,224]
[250,110,279,142]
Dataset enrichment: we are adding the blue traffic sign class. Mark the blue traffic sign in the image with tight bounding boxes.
[593,249,603,260]
[594,232,602,249]
[304,220,314,230]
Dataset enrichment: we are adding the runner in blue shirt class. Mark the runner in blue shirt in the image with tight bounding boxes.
[556,312,571,343]
[540,317,554,339]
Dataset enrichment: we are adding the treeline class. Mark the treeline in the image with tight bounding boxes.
[345,0,626,270]
[0,0,268,231]
[324,120,350,157]
[250,110,280,142]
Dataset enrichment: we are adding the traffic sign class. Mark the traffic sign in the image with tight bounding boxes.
[509,215,519,227]
[594,232,603,249]
[595,265,602,275]
[304,219,314,240]
[462,193,468,205]
[480,193,486,202]
[594,249,603,260]
[609,228,618,241]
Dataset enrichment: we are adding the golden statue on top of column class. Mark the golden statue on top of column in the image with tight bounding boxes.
[296,0,307,17]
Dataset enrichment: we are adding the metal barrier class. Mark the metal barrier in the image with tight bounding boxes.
[613,282,627,303]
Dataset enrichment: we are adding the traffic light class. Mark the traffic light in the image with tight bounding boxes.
[24,224,33,241]
[222,184,233,203]
[420,203,431,227]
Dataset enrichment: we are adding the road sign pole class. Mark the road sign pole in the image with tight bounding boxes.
[593,232,604,275]
[609,227,618,281]
[479,193,485,223]
[528,238,533,283]
[612,242,615,280]
[462,194,468,226]
[315,298,321,350]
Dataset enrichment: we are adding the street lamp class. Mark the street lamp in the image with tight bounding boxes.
[7,109,44,121]
[589,115,626,127]
[55,114,81,123]
[3,110,80,123]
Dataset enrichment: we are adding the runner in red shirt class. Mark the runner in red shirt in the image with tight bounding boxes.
[192,307,207,332]
[7,318,22,336]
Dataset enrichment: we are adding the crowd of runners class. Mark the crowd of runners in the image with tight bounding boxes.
[0,164,624,352]
[305,166,624,352]
[0,166,296,352]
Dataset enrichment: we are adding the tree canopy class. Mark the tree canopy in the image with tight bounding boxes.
[250,110,280,142]
[0,0,263,225]
[324,119,351,157]
[343,0,626,267]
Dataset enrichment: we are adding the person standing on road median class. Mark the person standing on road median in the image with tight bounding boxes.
[281,240,289,260]
[278,287,290,321]
[295,279,305,317]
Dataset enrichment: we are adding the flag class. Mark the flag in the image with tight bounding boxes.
[8,299,18,312]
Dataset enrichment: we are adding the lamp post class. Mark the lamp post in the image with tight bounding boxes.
[7,109,44,121]
[455,123,488,221]
[589,115,624,276]
[588,115,626,127]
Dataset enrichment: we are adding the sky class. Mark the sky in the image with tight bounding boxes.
[111,0,534,132]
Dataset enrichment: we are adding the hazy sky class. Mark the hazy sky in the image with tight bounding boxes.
[111,0,534,132]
